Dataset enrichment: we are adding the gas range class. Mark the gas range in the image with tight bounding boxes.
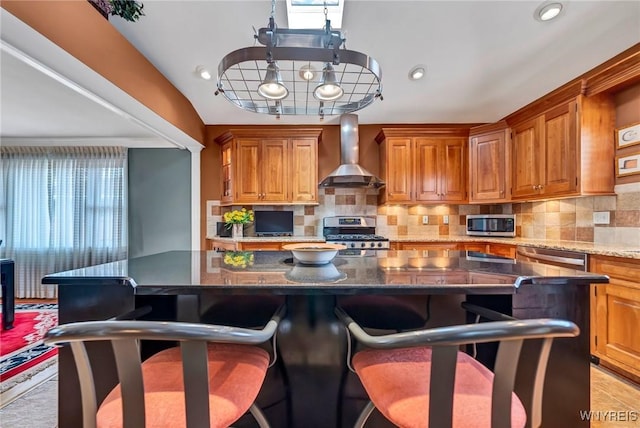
[323,216,390,249]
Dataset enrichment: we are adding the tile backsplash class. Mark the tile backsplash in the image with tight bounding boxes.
[207,183,640,245]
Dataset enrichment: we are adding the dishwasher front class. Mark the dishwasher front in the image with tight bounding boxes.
[516,246,587,271]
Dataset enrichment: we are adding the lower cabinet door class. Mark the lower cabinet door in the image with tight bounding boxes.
[594,282,640,379]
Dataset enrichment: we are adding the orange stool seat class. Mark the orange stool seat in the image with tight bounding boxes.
[352,347,527,428]
[97,343,270,428]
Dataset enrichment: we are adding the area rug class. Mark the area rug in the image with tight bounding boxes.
[0,303,58,408]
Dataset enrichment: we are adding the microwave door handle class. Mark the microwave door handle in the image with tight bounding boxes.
[517,249,585,267]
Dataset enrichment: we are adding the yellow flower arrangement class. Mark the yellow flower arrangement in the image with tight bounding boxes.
[223,208,254,227]
[223,251,254,268]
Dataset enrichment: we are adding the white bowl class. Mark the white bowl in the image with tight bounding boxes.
[282,243,346,265]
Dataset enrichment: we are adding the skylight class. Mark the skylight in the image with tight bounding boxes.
[286,0,344,29]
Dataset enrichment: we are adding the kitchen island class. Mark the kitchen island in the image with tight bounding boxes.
[44,250,608,428]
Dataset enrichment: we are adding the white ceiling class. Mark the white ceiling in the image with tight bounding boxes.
[110,0,640,125]
[0,50,157,139]
[1,0,640,139]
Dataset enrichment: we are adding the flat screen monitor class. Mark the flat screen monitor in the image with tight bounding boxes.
[254,210,294,236]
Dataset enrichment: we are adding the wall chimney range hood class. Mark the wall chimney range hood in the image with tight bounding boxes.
[319,114,385,189]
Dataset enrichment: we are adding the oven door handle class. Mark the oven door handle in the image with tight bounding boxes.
[516,249,585,267]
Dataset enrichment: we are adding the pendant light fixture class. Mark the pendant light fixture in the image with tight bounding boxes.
[258,62,289,100]
[314,63,344,101]
[215,0,382,118]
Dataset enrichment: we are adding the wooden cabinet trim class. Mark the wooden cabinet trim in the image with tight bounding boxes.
[215,128,322,144]
[376,126,472,142]
[504,81,583,127]
[582,43,640,96]
[469,121,510,137]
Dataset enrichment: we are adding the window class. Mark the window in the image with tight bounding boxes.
[0,146,128,298]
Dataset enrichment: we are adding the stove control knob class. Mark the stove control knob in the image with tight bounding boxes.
[350,243,356,248]
[369,242,376,248]
[360,242,366,248]
[377,242,383,248]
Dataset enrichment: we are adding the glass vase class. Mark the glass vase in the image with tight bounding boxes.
[232,223,243,239]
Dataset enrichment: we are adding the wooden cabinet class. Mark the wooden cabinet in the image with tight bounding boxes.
[590,255,640,381]
[507,93,615,201]
[469,123,510,203]
[215,128,321,205]
[377,128,468,204]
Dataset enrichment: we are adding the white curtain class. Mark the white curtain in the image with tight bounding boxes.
[0,146,128,298]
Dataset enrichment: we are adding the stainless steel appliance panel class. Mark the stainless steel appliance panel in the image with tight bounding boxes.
[516,246,587,271]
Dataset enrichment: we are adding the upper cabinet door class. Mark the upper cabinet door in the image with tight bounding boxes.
[221,141,233,204]
[235,139,261,203]
[440,138,466,202]
[511,116,544,199]
[414,138,440,201]
[260,139,289,202]
[543,101,577,196]
[470,130,508,202]
[290,138,318,202]
[386,138,413,202]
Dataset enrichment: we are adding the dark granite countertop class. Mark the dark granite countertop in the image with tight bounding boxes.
[42,250,608,295]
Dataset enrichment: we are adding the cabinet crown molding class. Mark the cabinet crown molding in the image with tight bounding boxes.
[375,126,474,143]
[215,128,323,144]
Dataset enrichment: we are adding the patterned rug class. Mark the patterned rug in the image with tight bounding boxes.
[0,303,58,408]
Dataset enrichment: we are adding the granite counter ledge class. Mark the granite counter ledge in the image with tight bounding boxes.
[42,250,608,295]
[390,235,640,259]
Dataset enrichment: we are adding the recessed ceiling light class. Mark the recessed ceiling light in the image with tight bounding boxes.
[535,2,564,22]
[299,65,316,81]
[196,65,212,80]
[409,65,426,81]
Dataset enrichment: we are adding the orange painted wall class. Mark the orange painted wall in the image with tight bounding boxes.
[2,0,205,144]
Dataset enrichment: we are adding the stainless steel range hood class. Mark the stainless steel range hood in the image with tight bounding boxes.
[319,114,385,188]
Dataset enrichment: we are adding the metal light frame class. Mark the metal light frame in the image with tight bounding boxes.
[215,15,382,118]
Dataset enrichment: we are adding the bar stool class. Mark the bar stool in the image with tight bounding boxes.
[200,295,292,427]
[44,305,285,428]
[335,305,579,428]
[336,295,429,427]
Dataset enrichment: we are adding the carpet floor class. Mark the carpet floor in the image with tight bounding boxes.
[1,304,58,408]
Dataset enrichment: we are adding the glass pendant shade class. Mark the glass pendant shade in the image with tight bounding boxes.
[314,63,344,101]
[258,63,289,100]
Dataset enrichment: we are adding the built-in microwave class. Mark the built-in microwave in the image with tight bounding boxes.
[466,214,516,237]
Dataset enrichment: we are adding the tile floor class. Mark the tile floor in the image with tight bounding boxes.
[1,364,638,427]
